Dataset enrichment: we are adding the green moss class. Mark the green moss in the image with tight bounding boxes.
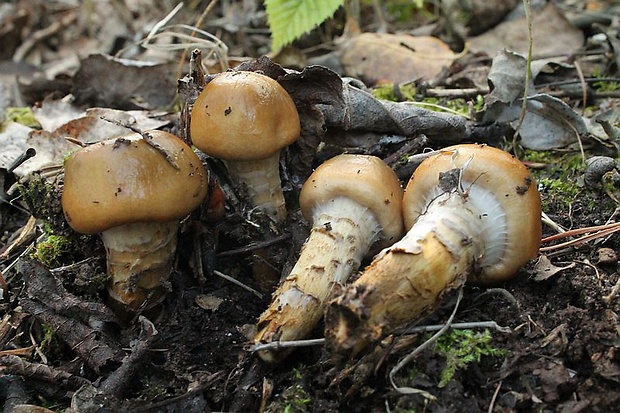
[266,368,313,413]
[537,177,580,206]
[372,83,417,102]
[4,107,42,129]
[33,234,72,267]
[39,323,56,351]
[521,150,584,209]
[591,68,620,92]
[433,329,506,388]
[283,385,312,413]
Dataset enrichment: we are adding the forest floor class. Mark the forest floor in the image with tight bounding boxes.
[1,1,619,412]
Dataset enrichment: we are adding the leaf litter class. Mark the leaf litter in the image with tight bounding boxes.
[0,1,620,412]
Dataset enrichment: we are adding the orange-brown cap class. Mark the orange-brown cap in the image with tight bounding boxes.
[403,144,541,284]
[62,130,209,234]
[300,154,404,247]
[190,71,300,161]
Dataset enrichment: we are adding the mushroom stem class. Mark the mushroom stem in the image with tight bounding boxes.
[325,194,481,357]
[101,221,179,311]
[254,197,381,363]
[325,144,542,357]
[224,152,286,222]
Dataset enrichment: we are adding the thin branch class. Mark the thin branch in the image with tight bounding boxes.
[213,270,263,299]
[99,117,180,170]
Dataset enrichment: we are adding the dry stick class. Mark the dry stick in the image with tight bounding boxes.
[0,355,90,389]
[424,87,490,98]
[49,257,99,274]
[13,12,77,61]
[511,0,534,154]
[573,59,588,116]
[541,222,620,243]
[546,90,620,99]
[175,0,221,80]
[99,117,180,170]
[216,233,291,257]
[488,380,504,413]
[541,211,567,234]
[540,222,620,252]
[0,215,36,261]
[213,270,263,299]
[144,2,184,43]
[249,319,509,353]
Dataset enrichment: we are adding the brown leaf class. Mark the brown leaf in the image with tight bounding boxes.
[337,33,458,85]
[531,255,575,281]
[71,54,177,110]
[469,3,584,57]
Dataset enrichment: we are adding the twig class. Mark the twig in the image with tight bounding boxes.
[98,316,158,396]
[471,288,519,310]
[541,211,567,234]
[176,0,223,79]
[400,320,512,334]
[382,135,428,166]
[13,12,77,62]
[216,233,291,257]
[0,355,90,389]
[511,0,533,150]
[249,319,511,353]
[249,338,325,353]
[488,380,503,413]
[0,215,37,261]
[388,288,463,399]
[423,87,490,98]
[99,117,180,170]
[213,270,263,299]
[573,60,588,115]
[49,257,99,274]
[540,222,620,252]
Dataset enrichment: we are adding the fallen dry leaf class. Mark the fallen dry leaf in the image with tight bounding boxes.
[469,3,584,57]
[532,255,576,281]
[337,33,458,85]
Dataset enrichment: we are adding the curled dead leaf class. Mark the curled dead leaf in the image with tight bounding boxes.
[532,255,576,281]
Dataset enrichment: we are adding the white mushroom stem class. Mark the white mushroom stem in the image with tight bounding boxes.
[325,185,504,357]
[101,221,179,311]
[254,196,382,363]
[224,152,286,222]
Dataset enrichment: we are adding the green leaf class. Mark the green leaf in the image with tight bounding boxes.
[265,0,344,52]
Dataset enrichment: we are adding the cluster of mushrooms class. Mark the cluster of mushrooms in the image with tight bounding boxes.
[61,69,542,362]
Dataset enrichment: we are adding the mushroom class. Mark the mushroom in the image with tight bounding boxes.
[190,70,300,222]
[325,144,542,357]
[61,130,209,312]
[253,154,404,363]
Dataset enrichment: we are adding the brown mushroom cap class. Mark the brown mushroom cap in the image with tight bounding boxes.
[403,144,542,284]
[62,130,209,234]
[190,71,300,161]
[300,154,404,247]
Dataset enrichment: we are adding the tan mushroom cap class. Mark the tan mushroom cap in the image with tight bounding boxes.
[300,154,404,247]
[403,144,542,284]
[62,130,209,235]
[190,70,300,161]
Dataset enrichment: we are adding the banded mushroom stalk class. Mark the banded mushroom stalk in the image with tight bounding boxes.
[61,131,209,312]
[253,154,404,363]
[325,144,542,357]
[190,70,300,223]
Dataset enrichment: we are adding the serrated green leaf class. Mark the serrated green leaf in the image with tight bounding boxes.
[265,0,344,52]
